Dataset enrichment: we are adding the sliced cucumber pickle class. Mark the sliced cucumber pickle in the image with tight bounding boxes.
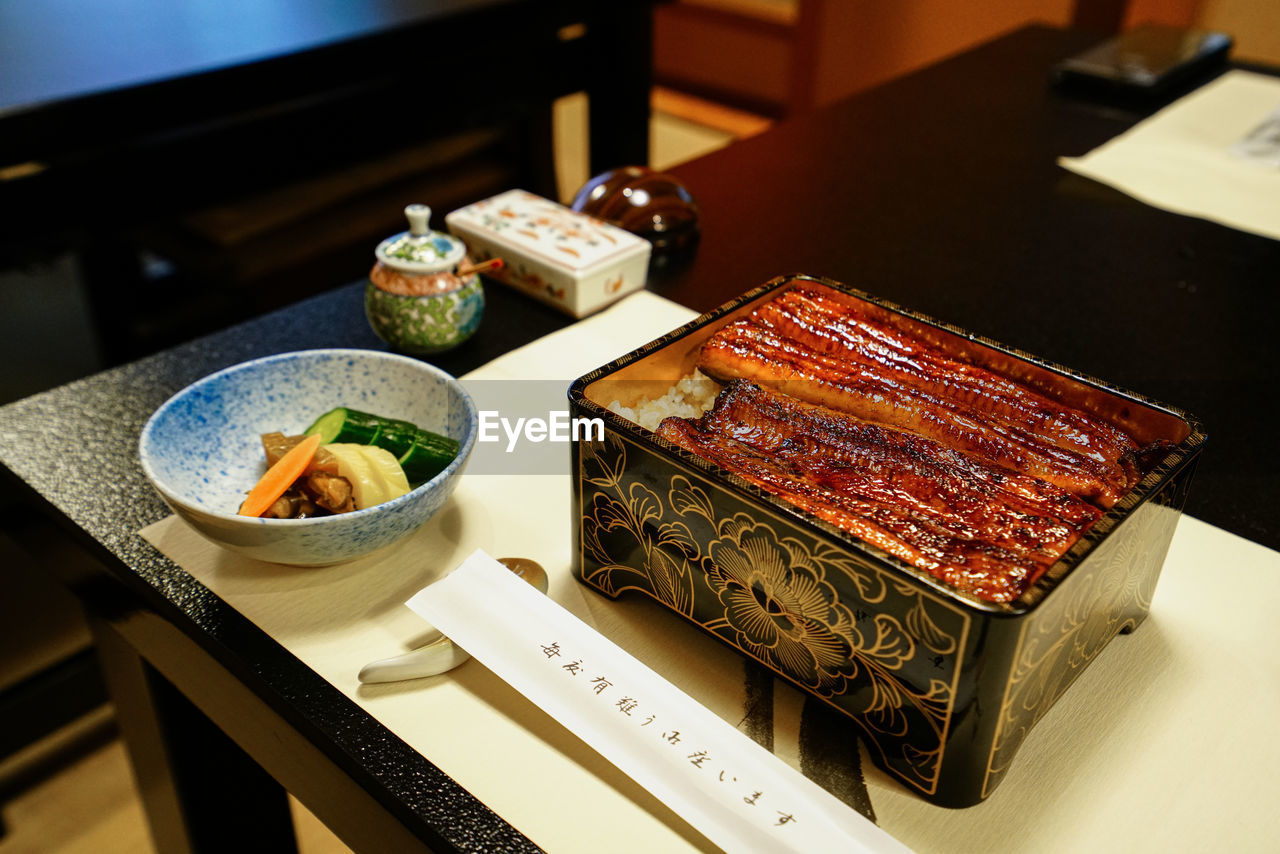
[305,406,459,488]
[398,432,461,487]
[374,420,420,458]
[305,407,382,446]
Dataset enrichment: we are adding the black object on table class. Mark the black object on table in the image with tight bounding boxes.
[1,23,1277,853]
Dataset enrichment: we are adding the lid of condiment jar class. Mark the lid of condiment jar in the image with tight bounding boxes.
[375,204,467,273]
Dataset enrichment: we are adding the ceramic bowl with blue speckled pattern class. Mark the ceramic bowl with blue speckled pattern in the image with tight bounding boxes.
[139,349,477,566]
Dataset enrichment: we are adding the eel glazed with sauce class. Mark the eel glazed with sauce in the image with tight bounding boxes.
[656,285,1148,603]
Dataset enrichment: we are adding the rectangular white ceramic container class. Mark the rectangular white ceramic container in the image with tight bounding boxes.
[446,190,651,318]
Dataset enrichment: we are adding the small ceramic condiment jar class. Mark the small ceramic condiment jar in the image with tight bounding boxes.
[364,204,484,354]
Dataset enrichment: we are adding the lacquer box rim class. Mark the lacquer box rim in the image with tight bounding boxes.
[568,274,1207,617]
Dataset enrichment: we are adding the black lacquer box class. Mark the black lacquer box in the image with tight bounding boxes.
[568,275,1204,807]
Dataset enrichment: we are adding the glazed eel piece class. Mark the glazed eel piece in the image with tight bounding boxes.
[658,383,1102,602]
[698,286,1140,507]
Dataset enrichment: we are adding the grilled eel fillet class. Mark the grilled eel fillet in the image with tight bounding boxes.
[657,382,1102,602]
[698,285,1140,507]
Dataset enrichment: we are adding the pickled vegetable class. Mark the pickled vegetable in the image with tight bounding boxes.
[239,434,321,517]
[323,444,411,510]
[305,407,459,487]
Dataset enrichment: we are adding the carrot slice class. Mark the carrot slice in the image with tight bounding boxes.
[239,433,322,517]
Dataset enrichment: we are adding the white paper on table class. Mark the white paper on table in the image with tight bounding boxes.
[406,550,912,854]
[1059,70,1280,241]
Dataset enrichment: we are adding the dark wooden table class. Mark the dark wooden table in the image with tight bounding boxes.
[1,23,1276,853]
[656,24,1280,553]
[0,0,652,253]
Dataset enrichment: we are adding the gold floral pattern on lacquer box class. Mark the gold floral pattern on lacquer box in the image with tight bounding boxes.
[577,431,971,795]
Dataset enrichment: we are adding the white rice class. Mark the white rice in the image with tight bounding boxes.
[606,369,719,432]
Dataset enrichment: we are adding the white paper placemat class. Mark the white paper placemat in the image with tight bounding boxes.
[1060,70,1280,241]
[141,290,1280,852]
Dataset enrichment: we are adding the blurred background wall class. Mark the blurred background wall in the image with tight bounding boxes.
[653,0,1279,118]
